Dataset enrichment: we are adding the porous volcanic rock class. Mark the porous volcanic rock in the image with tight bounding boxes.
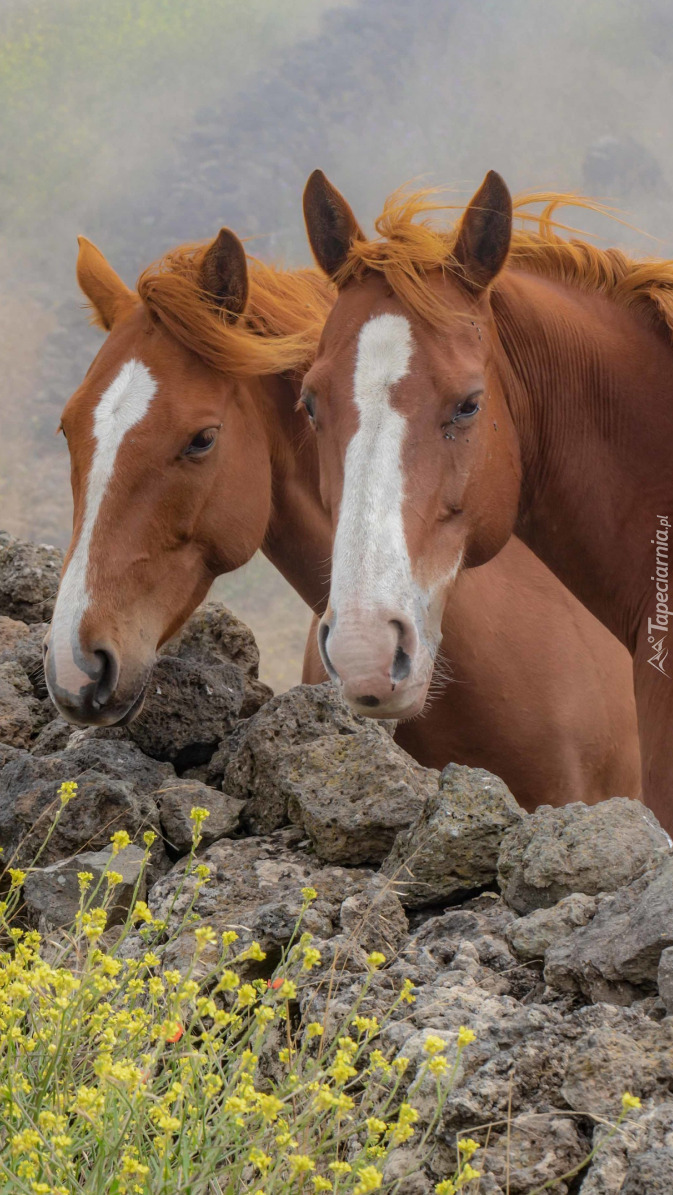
[0,614,32,656]
[381,763,523,907]
[497,798,671,914]
[155,778,244,853]
[286,728,436,865]
[23,844,146,928]
[211,683,370,834]
[0,534,63,624]
[339,875,409,956]
[127,654,245,770]
[0,738,171,868]
[544,857,673,1003]
[580,1100,673,1194]
[506,891,600,961]
[0,619,51,698]
[163,601,272,718]
[658,946,673,1015]
[140,825,376,977]
[0,658,45,747]
[31,716,75,756]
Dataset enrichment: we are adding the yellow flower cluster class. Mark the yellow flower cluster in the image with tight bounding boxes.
[0,802,501,1195]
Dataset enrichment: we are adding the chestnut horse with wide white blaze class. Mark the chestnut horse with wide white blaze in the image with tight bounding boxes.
[302,167,673,829]
[44,222,639,812]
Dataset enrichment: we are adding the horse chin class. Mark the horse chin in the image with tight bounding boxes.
[347,675,432,722]
[113,686,147,726]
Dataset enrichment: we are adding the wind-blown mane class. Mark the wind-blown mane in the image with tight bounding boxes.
[137,244,333,377]
[334,186,673,338]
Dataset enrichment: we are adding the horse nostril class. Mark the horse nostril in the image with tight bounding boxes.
[391,644,411,684]
[92,647,119,709]
[318,620,339,681]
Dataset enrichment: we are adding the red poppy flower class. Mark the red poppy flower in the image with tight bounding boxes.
[165,1023,184,1043]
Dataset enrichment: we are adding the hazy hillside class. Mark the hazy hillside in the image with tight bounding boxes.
[2,0,673,688]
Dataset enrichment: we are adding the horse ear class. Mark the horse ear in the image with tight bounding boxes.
[452,171,512,291]
[200,228,248,321]
[76,237,136,331]
[303,169,365,279]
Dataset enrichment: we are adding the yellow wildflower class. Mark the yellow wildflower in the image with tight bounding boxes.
[110,830,131,855]
[366,1116,387,1136]
[423,1035,447,1056]
[132,901,153,923]
[249,1148,272,1173]
[302,945,322,970]
[240,940,266,961]
[58,780,78,804]
[354,1165,383,1192]
[290,1155,315,1176]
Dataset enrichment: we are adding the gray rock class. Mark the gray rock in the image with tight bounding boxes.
[382,1149,432,1194]
[127,654,245,769]
[139,826,374,977]
[506,892,599,961]
[213,683,369,834]
[0,739,171,867]
[498,799,671,914]
[621,1148,673,1194]
[0,614,32,656]
[658,946,673,1015]
[0,536,63,623]
[545,858,673,1003]
[156,778,244,853]
[0,620,51,699]
[31,717,75,756]
[579,1099,673,1194]
[0,741,24,769]
[23,844,146,928]
[0,659,45,747]
[381,763,523,907]
[339,876,409,955]
[287,729,435,865]
[561,1021,673,1115]
[163,601,272,718]
[481,1113,586,1195]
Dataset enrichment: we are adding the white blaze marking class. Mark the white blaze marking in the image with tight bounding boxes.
[331,314,421,618]
[49,359,157,685]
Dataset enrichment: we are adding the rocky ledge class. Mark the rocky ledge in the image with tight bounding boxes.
[1,532,673,1193]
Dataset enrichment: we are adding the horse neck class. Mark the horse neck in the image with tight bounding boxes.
[255,372,331,614]
[493,269,673,651]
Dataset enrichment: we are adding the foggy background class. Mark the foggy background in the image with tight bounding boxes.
[2,0,672,690]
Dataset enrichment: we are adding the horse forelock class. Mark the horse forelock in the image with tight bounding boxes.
[333,184,673,343]
[136,244,333,378]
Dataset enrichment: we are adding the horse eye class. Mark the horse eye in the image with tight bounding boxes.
[453,394,482,422]
[301,391,316,424]
[182,426,220,458]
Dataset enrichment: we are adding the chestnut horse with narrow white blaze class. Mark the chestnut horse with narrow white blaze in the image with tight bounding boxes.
[302,168,673,829]
[44,222,639,812]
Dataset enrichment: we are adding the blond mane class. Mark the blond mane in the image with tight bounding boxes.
[137,243,333,377]
[334,186,673,337]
